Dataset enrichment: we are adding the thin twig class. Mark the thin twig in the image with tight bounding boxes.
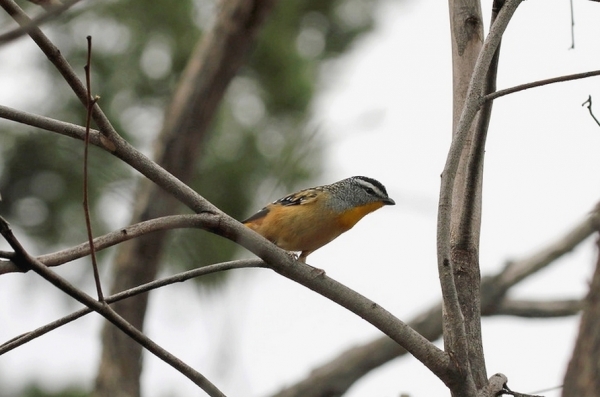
[582,95,600,127]
[494,298,583,318]
[0,217,227,397]
[83,35,103,301]
[0,214,211,274]
[569,0,575,50]
[485,70,600,102]
[0,258,264,355]
[0,0,81,45]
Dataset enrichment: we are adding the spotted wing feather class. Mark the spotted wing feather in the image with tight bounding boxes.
[242,188,321,224]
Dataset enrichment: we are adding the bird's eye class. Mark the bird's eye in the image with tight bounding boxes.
[365,187,375,195]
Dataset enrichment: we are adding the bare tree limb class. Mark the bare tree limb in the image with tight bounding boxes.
[0,217,227,397]
[447,0,486,389]
[562,233,600,395]
[271,204,597,397]
[82,35,104,301]
[0,0,80,45]
[440,1,522,394]
[485,70,600,102]
[0,214,212,274]
[582,95,600,127]
[447,0,506,389]
[492,203,600,291]
[0,105,110,150]
[493,299,583,318]
[0,258,265,355]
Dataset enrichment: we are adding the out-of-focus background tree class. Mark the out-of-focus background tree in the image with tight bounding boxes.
[0,0,380,395]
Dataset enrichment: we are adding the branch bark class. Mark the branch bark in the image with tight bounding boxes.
[441,0,521,394]
[270,204,598,397]
[0,214,218,274]
[0,217,227,397]
[447,0,487,390]
[0,258,265,356]
[562,232,600,396]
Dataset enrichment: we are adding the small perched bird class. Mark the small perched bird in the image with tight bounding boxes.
[243,176,395,262]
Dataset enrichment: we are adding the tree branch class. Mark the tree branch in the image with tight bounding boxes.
[0,258,264,355]
[270,204,597,397]
[440,1,522,393]
[0,217,227,397]
[0,0,81,45]
[493,298,583,318]
[492,202,600,291]
[0,214,215,274]
[484,70,600,102]
[562,233,600,395]
[82,35,103,301]
[582,95,600,127]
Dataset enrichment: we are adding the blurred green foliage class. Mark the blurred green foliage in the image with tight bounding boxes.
[19,384,88,397]
[0,0,377,271]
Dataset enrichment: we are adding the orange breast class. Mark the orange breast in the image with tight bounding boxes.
[336,201,385,230]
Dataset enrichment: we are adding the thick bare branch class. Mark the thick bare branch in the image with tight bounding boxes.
[440,1,522,394]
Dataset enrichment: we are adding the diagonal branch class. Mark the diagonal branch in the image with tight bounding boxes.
[0,258,265,355]
[493,299,583,318]
[270,203,598,397]
[492,202,600,291]
[0,0,81,45]
[0,217,227,397]
[485,70,600,102]
[0,214,215,274]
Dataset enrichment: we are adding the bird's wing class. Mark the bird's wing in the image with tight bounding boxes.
[242,187,321,224]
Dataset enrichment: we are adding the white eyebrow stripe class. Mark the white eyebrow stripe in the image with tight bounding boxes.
[355,178,385,197]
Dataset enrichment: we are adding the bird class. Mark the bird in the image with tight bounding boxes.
[242,176,395,263]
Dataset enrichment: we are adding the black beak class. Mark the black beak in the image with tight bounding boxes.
[383,197,395,205]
